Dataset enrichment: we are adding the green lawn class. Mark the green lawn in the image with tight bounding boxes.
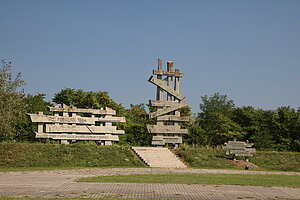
[1,143,300,172]
[0,143,146,168]
[173,147,300,171]
[78,173,300,188]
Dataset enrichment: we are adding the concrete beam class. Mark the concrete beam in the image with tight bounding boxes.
[157,115,189,122]
[45,124,124,134]
[146,125,188,134]
[153,70,184,77]
[152,136,183,143]
[149,100,188,107]
[36,133,119,141]
[148,76,185,100]
[148,101,188,118]
[49,106,116,115]
[28,114,125,124]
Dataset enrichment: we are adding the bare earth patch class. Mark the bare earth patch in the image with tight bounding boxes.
[230,160,259,169]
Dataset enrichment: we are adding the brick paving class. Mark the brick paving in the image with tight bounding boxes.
[0,168,299,199]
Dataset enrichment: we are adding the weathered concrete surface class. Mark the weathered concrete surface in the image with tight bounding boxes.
[147,59,189,147]
[0,168,300,199]
[28,104,125,144]
[132,147,187,168]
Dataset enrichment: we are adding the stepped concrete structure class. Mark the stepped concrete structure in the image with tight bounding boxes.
[132,147,187,168]
[147,58,189,148]
[28,104,125,145]
[223,140,256,157]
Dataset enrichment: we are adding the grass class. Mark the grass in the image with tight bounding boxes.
[174,147,239,169]
[251,151,300,171]
[0,143,146,169]
[1,143,300,172]
[78,173,300,188]
[174,147,300,171]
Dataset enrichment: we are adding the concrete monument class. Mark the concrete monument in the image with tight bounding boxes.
[28,104,125,145]
[223,140,256,158]
[147,58,189,148]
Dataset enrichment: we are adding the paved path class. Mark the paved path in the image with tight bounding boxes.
[0,168,300,200]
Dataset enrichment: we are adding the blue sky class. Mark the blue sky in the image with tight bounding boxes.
[1,0,299,113]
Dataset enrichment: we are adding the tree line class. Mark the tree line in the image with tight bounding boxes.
[188,93,300,151]
[1,60,299,151]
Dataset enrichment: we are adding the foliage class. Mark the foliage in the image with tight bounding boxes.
[199,92,235,119]
[0,60,25,141]
[185,119,206,146]
[13,94,52,141]
[192,92,300,151]
[275,106,300,151]
[118,104,152,146]
[231,106,300,151]
[78,173,300,188]
[192,93,245,146]
[53,88,124,115]
[232,107,277,150]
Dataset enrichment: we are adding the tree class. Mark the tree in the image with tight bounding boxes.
[13,94,52,141]
[232,107,277,150]
[249,109,278,150]
[53,88,124,115]
[232,106,263,142]
[274,106,300,151]
[200,112,246,145]
[118,104,152,146]
[0,59,25,141]
[186,116,206,146]
[197,93,242,146]
[199,92,235,119]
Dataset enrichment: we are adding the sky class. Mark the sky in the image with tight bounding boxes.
[0,0,299,113]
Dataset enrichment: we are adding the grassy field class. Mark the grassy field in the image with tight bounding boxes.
[174,147,300,171]
[1,143,300,172]
[78,173,300,188]
[0,143,146,169]
[251,151,300,171]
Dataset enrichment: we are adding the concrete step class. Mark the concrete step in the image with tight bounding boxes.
[132,147,187,168]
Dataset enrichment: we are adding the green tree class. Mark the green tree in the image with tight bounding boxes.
[274,106,300,151]
[200,112,246,145]
[0,60,25,141]
[250,109,278,150]
[13,94,52,141]
[197,93,243,146]
[199,92,235,119]
[232,107,277,150]
[53,88,124,115]
[118,104,152,146]
[186,116,206,146]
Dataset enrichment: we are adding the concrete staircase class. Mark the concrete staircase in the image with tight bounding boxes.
[132,147,187,168]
